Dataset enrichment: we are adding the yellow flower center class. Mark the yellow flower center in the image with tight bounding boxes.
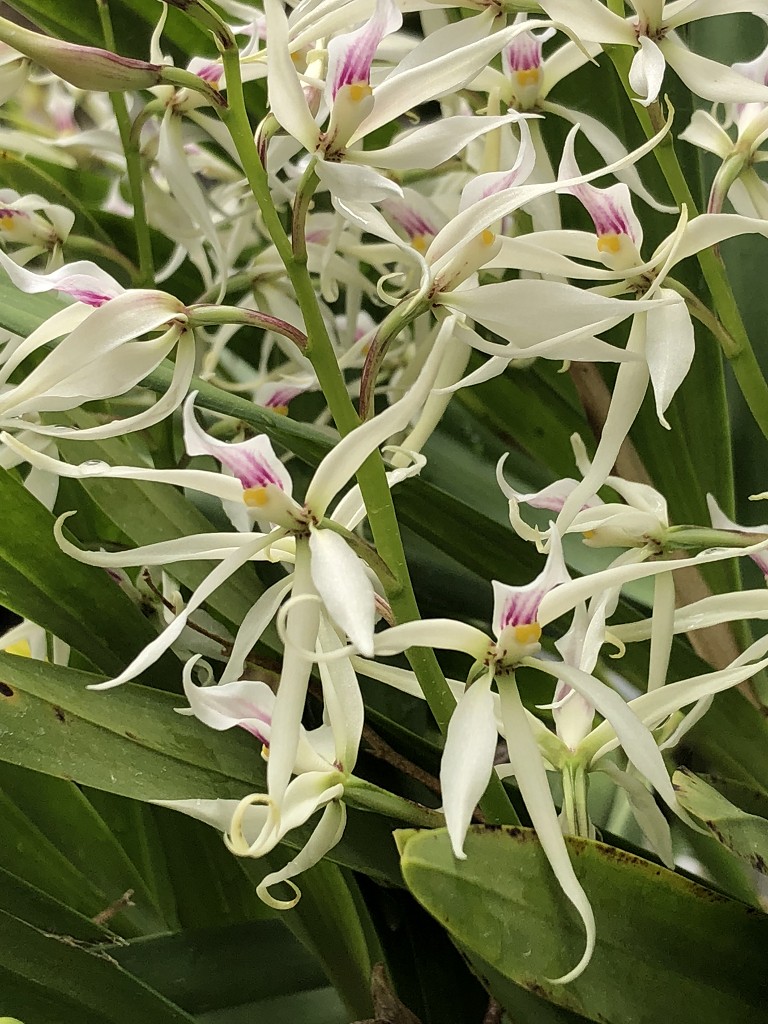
[481,228,496,246]
[515,68,540,88]
[597,233,622,255]
[243,486,269,508]
[348,83,373,103]
[513,622,542,646]
[411,233,429,254]
[0,214,17,232]
[271,404,289,417]
[4,639,30,657]
[582,529,596,539]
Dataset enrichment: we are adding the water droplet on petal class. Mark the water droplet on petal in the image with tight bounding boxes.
[79,460,109,474]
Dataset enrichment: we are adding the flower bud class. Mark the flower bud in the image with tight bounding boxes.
[0,16,162,91]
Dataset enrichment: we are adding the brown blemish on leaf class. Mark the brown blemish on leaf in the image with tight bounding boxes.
[53,706,65,722]
[0,680,14,697]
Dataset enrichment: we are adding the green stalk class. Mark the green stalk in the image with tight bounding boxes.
[96,0,155,287]
[216,46,518,825]
[604,1,768,440]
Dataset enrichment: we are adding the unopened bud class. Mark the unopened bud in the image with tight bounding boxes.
[0,16,162,91]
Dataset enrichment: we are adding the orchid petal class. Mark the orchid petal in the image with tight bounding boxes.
[317,618,364,771]
[326,0,401,101]
[257,801,346,909]
[530,659,689,824]
[371,618,491,661]
[220,576,294,685]
[498,678,595,984]
[539,0,633,45]
[362,113,526,172]
[87,534,277,691]
[440,670,498,859]
[678,109,734,160]
[492,528,570,635]
[264,0,321,151]
[181,658,275,743]
[597,761,674,867]
[267,542,319,803]
[305,314,452,515]
[0,432,248,506]
[644,288,694,429]
[629,36,666,106]
[309,528,376,657]
[539,534,768,625]
[662,37,768,104]
[316,159,402,203]
[0,248,123,304]
[183,392,293,494]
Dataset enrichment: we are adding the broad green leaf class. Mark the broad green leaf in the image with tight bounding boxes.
[110,920,329,1015]
[399,825,768,1024]
[0,469,175,681]
[0,865,107,942]
[0,653,403,886]
[196,987,347,1024]
[238,859,377,1020]
[0,907,196,1024]
[0,763,168,935]
[674,768,768,874]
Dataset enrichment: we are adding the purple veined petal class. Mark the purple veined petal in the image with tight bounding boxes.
[0,249,123,305]
[492,527,571,639]
[707,493,768,577]
[182,392,293,497]
[502,16,556,107]
[326,0,402,102]
[557,132,643,259]
[181,657,275,745]
[254,380,310,414]
[380,189,444,253]
[458,118,537,212]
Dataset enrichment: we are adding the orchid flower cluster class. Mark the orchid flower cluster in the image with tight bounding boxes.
[4,0,768,989]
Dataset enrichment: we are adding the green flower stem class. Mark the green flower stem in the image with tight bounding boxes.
[64,234,139,283]
[345,777,444,828]
[561,760,590,838]
[96,0,154,287]
[216,46,519,826]
[603,6,768,441]
[663,526,768,550]
[188,302,307,350]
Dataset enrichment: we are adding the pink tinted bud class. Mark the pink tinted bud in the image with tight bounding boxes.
[0,16,162,91]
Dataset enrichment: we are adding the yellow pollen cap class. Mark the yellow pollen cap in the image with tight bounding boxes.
[513,622,542,646]
[515,68,540,87]
[597,233,622,254]
[481,228,496,246]
[411,233,428,254]
[348,83,373,103]
[272,404,289,417]
[243,486,269,508]
[4,638,31,657]
[582,529,596,539]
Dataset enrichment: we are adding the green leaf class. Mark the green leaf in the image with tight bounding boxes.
[110,920,330,1014]
[399,825,768,1024]
[0,763,169,936]
[0,653,403,886]
[674,768,768,874]
[0,469,175,681]
[0,908,196,1024]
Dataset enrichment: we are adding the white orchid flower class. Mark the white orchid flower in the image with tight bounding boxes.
[471,15,673,214]
[0,254,195,440]
[0,318,447,801]
[265,0,563,203]
[157,625,363,908]
[540,0,768,107]
[0,189,74,264]
[680,27,768,215]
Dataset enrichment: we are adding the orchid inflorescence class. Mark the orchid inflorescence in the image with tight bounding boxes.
[4,0,768,986]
